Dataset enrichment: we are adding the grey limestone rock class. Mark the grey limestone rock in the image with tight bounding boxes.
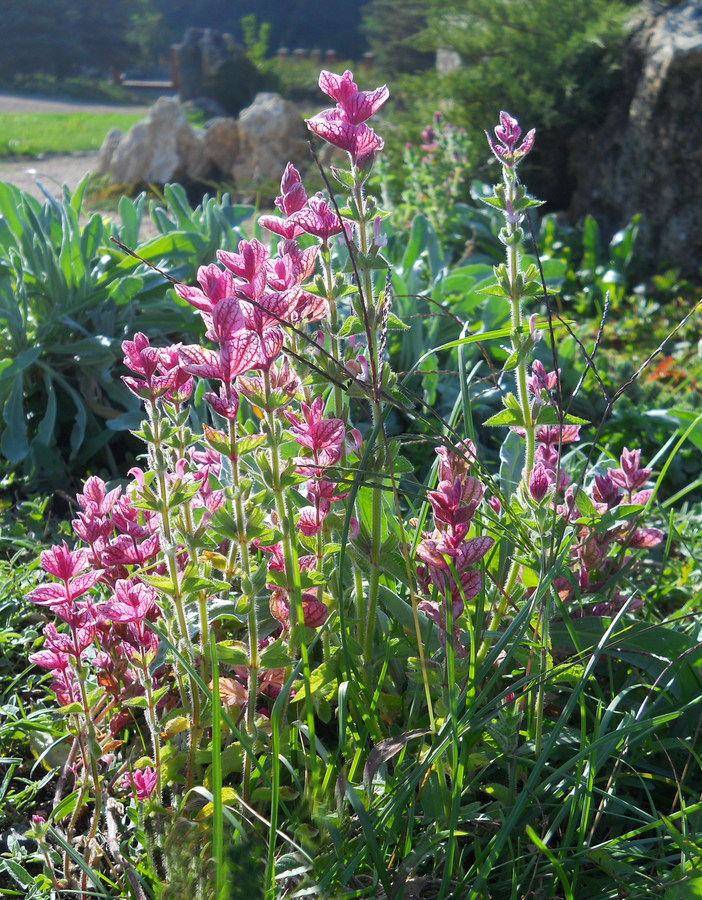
[569,0,702,273]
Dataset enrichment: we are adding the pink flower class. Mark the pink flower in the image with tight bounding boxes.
[217,240,269,282]
[285,397,345,453]
[317,70,389,125]
[289,193,344,242]
[258,163,308,239]
[528,463,551,503]
[306,114,384,164]
[124,766,158,801]
[122,333,179,401]
[29,542,103,614]
[609,447,652,495]
[306,70,388,164]
[101,579,158,624]
[77,476,121,517]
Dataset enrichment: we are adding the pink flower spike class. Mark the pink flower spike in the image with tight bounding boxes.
[486,112,535,168]
[39,542,89,581]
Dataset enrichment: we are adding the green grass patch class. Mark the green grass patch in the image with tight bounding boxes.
[0,112,146,158]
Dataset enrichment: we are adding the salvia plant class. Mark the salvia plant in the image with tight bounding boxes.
[9,71,700,900]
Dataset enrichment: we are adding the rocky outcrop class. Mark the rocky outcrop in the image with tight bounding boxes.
[230,93,309,185]
[569,0,702,273]
[100,97,209,185]
[98,93,309,188]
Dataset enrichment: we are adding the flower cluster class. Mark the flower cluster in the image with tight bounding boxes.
[28,477,163,741]
[416,443,494,655]
[517,361,663,606]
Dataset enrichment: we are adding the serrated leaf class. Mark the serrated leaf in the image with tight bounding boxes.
[484,408,525,427]
[574,489,597,518]
[385,312,409,330]
[479,284,512,300]
[330,167,355,188]
[236,433,267,454]
[338,315,366,338]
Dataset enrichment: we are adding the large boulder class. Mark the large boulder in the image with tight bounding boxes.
[230,93,309,186]
[105,97,210,185]
[95,127,123,177]
[203,117,240,175]
[569,1,702,273]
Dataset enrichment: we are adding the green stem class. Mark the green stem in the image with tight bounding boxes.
[263,370,318,792]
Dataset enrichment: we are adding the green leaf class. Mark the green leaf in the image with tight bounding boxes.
[330,167,355,189]
[534,406,589,426]
[259,641,294,670]
[214,641,249,666]
[385,312,410,331]
[236,434,268,455]
[484,408,525,427]
[338,315,366,338]
[292,658,338,702]
[1,376,29,462]
[0,347,41,384]
[35,373,57,446]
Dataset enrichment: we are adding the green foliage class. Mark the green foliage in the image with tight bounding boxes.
[0,0,138,79]
[240,14,271,69]
[0,178,254,488]
[362,0,435,75]
[373,0,638,207]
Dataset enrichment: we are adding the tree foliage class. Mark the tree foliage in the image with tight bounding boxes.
[362,0,435,74]
[1,0,138,78]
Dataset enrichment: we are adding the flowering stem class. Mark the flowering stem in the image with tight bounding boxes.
[352,175,385,678]
[321,243,344,419]
[262,370,318,791]
[140,652,163,801]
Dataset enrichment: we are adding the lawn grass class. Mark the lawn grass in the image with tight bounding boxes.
[0,112,146,157]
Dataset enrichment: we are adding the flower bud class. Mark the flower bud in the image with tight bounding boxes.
[528,464,550,503]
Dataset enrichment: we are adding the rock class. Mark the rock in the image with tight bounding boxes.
[96,128,122,176]
[569,0,702,274]
[230,93,309,186]
[203,117,240,175]
[107,97,210,185]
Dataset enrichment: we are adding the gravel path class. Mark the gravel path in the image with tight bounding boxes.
[0,93,151,116]
[0,153,102,203]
